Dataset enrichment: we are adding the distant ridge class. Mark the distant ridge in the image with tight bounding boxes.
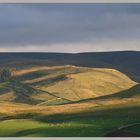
[0,51,140,82]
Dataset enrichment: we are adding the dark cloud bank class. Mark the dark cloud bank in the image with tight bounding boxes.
[0,3,140,52]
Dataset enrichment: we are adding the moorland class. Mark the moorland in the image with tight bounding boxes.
[0,51,140,137]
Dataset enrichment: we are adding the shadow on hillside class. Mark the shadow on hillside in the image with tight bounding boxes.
[9,105,140,137]
[35,104,140,123]
[2,100,140,124]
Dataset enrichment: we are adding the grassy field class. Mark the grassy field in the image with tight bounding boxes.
[0,65,139,137]
[124,124,140,135]
[0,103,139,137]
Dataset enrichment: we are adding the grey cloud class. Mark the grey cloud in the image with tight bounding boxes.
[0,4,140,52]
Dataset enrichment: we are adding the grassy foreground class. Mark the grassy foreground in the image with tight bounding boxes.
[0,103,140,137]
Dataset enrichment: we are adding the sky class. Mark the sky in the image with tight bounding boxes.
[0,3,140,53]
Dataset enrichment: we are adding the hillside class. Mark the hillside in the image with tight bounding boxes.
[38,68,136,102]
[85,84,140,102]
[0,51,140,82]
[0,65,139,137]
[0,65,136,105]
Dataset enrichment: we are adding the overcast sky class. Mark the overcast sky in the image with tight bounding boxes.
[0,3,140,53]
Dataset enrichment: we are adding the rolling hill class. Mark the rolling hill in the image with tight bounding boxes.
[0,65,137,105]
[0,60,139,136]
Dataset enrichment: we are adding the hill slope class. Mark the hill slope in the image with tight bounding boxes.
[39,67,136,102]
[0,65,136,105]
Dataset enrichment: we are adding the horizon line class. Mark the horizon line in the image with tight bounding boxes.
[0,50,139,54]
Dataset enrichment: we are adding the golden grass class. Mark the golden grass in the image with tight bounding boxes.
[0,96,139,119]
[12,66,48,76]
[0,92,16,102]
[31,92,56,101]
[39,68,137,101]
[12,65,76,76]
[0,65,138,119]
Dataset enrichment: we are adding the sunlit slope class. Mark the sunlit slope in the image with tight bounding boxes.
[37,67,137,101]
[0,65,84,104]
[0,65,137,105]
[90,84,140,101]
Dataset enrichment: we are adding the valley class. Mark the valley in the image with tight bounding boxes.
[1,2,140,137]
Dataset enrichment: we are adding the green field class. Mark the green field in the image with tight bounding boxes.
[0,103,140,137]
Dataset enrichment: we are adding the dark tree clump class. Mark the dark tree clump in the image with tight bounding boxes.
[0,68,12,82]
